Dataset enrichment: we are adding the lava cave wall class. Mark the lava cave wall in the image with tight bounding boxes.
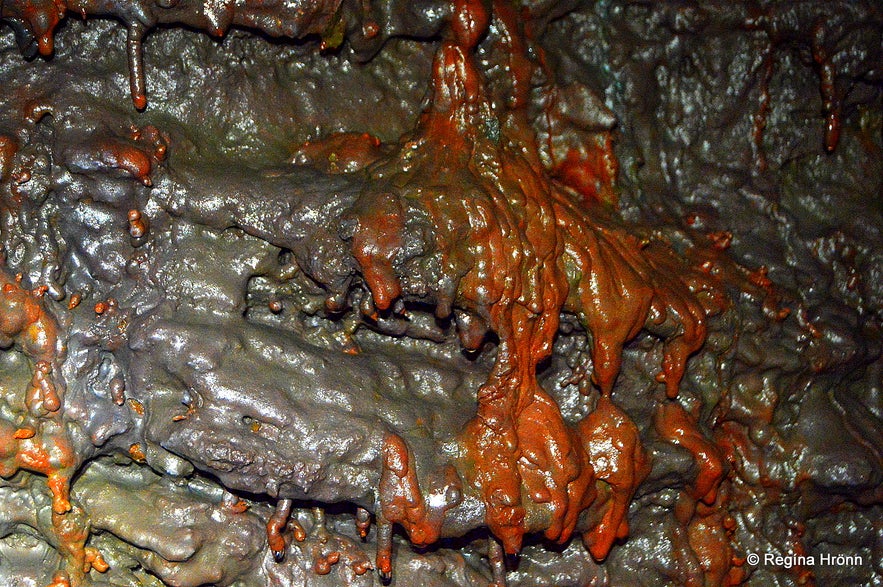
[0,1,881,587]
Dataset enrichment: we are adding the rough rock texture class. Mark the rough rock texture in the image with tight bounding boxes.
[0,1,881,586]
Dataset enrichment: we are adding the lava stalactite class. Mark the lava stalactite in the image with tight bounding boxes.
[343,0,729,567]
[376,433,463,578]
[655,401,725,506]
[577,396,650,561]
[0,0,344,107]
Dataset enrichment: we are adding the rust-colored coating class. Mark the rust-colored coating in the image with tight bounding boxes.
[0,266,60,365]
[128,443,146,463]
[577,396,650,560]
[291,132,384,174]
[655,401,725,506]
[0,135,17,182]
[313,550,340,575]
[687,500,743,587]
[127,209,148,239]
[0,419,72,513]
[0,264,76,536]
[26,360,60,415]
[45,571,71,587]
[349,0,727,556]
[83,546,109,573]
[93,139,153,186]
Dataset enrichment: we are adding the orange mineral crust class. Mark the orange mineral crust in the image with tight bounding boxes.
[344,0,728,560]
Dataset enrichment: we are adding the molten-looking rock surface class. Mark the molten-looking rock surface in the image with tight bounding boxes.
[0,1,881,586]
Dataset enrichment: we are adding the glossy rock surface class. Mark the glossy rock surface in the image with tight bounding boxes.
[0,1,881,586]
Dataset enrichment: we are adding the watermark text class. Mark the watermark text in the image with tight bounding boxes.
[745,552,864,568]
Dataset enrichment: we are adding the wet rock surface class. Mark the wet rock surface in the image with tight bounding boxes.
[0,1,881,586]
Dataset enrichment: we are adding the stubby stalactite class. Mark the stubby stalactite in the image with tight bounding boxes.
[0,0,345,109]
[577,396,650,561]
[375,433,463,580]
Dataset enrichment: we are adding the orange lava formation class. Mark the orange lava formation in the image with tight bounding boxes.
[351,0,730,567]
[578,396,650,560]
[375,434,464,578]
[655,401,725,506]
[0,266,96,585]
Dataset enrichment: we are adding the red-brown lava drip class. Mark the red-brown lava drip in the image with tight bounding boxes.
[0,265,70,512]
[346,0,736,576]
[742,4,862,163]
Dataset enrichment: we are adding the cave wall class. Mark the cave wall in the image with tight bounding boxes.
[0,1,881,586]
